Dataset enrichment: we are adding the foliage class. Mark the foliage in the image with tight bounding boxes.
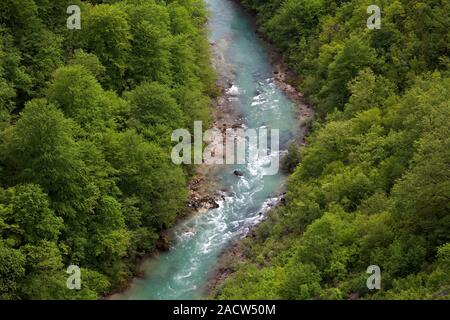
[0,0,216,299]
[214,0,450,300]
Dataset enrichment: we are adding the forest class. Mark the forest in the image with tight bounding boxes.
[214,0,450,299]
[0,0,216,299]
[1,0,449,301]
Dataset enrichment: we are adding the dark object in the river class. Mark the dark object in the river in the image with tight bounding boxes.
[232,122,243,129]
[189,196,220,210]
[206,197,220,209]
[233,170,244,177]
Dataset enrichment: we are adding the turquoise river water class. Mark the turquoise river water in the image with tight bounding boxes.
[118,0,300,300]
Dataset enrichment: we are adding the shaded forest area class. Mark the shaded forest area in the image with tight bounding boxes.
[0,0,217,299]
[214,0,450,299]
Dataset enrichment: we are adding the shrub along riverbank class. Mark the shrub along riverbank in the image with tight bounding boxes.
[213,0,450,299]
[0,0,217,299]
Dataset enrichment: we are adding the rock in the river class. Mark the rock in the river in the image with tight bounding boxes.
[205,196,220,209]
[231,122,243,129]
[233,170,244,177]
[188,195,220,211]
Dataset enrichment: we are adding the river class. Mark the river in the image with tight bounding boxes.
[116,0,300,300]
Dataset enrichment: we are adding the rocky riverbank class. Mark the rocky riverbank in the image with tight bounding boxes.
[205,0,314,298]
[106,24,250,300]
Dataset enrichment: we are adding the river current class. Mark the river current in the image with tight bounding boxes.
[118,0,299,300]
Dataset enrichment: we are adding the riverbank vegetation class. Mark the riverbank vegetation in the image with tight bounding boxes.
[214,0,450,299]
[0,0,216,299]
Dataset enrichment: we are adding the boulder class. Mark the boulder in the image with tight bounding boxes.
[233,170,244,177]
